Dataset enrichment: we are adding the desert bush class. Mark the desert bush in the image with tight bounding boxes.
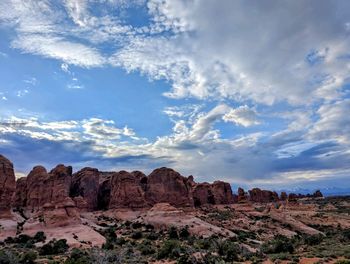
[138,240,156,255]
[65,248,91,264]
[157,240,183,259]
[0,249,19,264]
[39,239,69,255]
[261,235,294,254]
[20,250,37,264]
[335,261,350,264]
[131,222,142,229]
[146,232,159,240]
[168,226,179,239]
[216,240,240,261]
[304,234,324,246]
[179,226,190,239]
[131,231,143,240]
[33,231,46,243]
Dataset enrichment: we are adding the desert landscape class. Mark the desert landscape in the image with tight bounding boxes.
[1,154,349,263]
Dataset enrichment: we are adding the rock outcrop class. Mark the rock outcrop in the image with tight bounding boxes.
[0,155,16,217]
[145,168,194,207]
[109,171,148,209]
[248,188,279,203]
[192,181,234,207]
[70,167,100,211]
[238,187,247,203]
[1,154,325,218]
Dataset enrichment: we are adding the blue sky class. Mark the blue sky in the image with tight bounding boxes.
[0,0,350,190]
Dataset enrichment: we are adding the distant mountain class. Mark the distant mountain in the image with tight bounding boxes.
[273,187,350,197]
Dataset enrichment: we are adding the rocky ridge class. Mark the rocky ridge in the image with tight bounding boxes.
[0,154,324,219]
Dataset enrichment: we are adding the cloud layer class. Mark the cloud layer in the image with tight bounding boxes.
[0,0,350,189]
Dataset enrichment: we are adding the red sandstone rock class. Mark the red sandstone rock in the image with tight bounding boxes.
[146,167,194,207]
[238,187,247,203]
[313,190,323,198]
[109,171,148,209]
[13,177,27,208]
[192,181,234,206]
[71,167,100,211]
[211,181,234,204]
[280,192,288,201]
[0,155,16,217]
[249,188,279,203]
[26,166,49,211]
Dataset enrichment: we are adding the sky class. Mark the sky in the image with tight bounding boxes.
[0,0,350,190]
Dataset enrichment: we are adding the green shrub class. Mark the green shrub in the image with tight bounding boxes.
[168,226,179,239]
[179,227,190,239]
[217,240,240,262]
[65,248,91,264]
[20,251,37,264]
[33,231,46,243]
[261,235,294,254]
[335,261,350,264]
[39,239,69,255]
[157,240,183,259]
[304,234,323,246]
[146,232,159,240]
[131,231,142,240]
[0,249,19,264]
[138,240,156,255]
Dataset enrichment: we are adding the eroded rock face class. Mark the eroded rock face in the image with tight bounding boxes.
[238,187,247,203]
[192,181,234,207]
[146,168,194,207]
[0,155,16,216]
[71,168,100,211]
[13,177,27,209]
[109,171,148,209]
[280,192,288,201]
[193,183,213,206]
[313,190,323,198]
[249,188,279,203]
[13,164,73,214]
[211,181,235,204]
[26,166,49,211]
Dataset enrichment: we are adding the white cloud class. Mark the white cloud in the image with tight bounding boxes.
[223,105,260,127]
[61,63,70,73]
[12,34,106,67]
[16,89,29,97]
[309,99,350,144]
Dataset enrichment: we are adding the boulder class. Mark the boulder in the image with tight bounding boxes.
[146,168,194,207]
[0,155,16,217]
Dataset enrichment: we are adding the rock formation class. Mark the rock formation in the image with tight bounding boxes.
[0,155,16,217]
[280,191,288,201]
[70,167,100,211]
[192,181,234,207]
[238,187,248,203]
[248,188,279,203]
[109,171,148,209]
[0,154,325,219]
[145,167,194,207]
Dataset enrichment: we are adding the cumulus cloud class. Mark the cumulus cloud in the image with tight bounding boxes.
[223,105,260,127]
[1,0,350,188]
